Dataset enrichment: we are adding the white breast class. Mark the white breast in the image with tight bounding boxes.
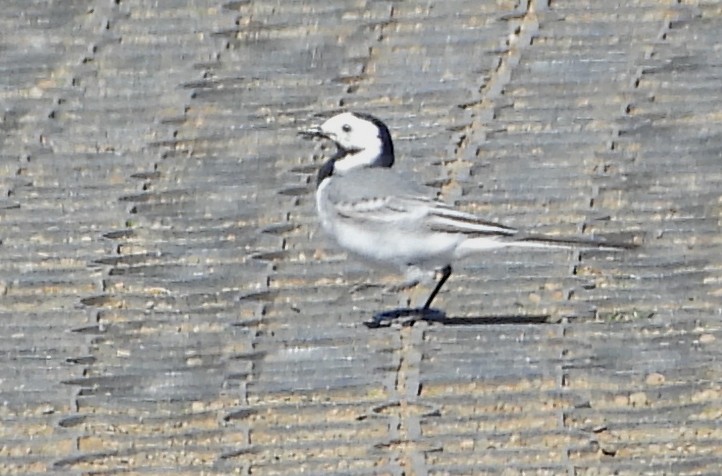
[315,177,335,235]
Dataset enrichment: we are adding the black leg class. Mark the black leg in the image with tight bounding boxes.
[422,265,452,310]
[366,265,451,328]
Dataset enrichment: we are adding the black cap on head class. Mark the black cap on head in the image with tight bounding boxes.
[351,112,394,168]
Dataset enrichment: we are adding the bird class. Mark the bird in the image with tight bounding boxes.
[300,111,636,324]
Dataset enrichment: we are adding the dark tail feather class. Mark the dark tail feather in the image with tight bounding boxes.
[510,233,640,251]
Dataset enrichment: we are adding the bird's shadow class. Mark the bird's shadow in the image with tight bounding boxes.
[364,307,552,328]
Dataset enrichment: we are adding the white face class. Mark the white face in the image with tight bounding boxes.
[319,112,382,155]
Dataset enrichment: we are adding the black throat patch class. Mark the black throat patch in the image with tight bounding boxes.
[316,158,335,187]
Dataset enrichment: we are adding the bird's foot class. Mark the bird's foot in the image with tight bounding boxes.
[364,307,446,328]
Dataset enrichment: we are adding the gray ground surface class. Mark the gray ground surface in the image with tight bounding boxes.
[1,0,721,474]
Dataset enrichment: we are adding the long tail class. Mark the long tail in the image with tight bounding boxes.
[427,205,638,253]
[508,233,638,251]
[456,232,638,256]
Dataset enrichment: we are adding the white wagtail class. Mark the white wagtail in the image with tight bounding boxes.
[301,112,636,323]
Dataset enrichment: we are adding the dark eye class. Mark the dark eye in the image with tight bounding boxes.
[342,124,352,133]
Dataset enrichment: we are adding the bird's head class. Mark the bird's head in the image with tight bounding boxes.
[300,112,394,173]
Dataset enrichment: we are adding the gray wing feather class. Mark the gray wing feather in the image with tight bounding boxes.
[327,169,429,224]
[324,168,426,204]
[326,169,519,236]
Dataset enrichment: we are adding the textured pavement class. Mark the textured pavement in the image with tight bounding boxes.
[1,0,721,474]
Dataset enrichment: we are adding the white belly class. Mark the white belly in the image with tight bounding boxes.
[316,181,462,270]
